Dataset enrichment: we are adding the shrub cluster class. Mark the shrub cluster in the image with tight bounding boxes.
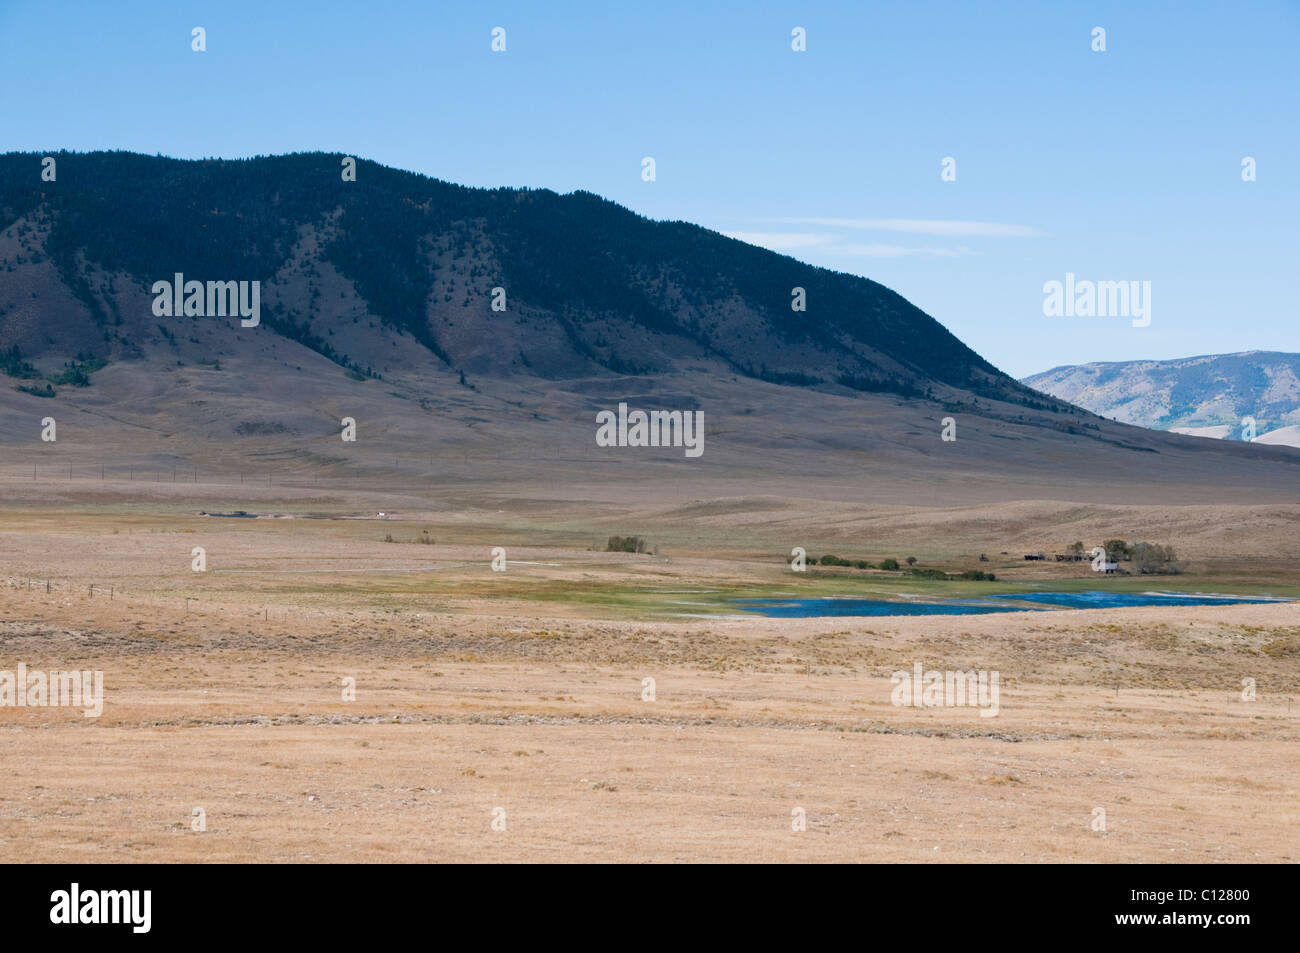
[607,535,649,554]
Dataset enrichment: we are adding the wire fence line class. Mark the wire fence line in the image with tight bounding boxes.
[3,575,345,623]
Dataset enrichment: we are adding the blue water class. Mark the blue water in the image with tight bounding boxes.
[731,591,1283,618]
[731,597,1033,618]
[994,591,1280,610]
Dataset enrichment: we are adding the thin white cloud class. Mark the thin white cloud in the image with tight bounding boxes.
[721,231,832,251]
[722,230,974,258]
[763,217,1044,238]
[824,243,975,258]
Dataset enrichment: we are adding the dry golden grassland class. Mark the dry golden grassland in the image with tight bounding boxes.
[1,484,1298,862]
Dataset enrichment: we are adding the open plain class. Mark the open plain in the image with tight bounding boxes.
[2,467,1297,863]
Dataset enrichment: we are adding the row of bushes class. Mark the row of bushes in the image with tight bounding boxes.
[815,554,910,570]
[900,567,996,581]
[607,535,650,554]
[1129,542,1179,574]
[817,554,894,570]
[1066,539,1180,574]
[805,555,995,581]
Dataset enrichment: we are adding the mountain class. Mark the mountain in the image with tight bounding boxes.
[1022,352,1300,443]
[2,150,1298,501]
[1,150,1045,404]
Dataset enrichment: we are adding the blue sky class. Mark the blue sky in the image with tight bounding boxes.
[2,0,1296,377]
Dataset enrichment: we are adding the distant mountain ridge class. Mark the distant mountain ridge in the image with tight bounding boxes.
[1022,352,1300,441]
[0,150,1051,409]
[5,150,1300,496]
